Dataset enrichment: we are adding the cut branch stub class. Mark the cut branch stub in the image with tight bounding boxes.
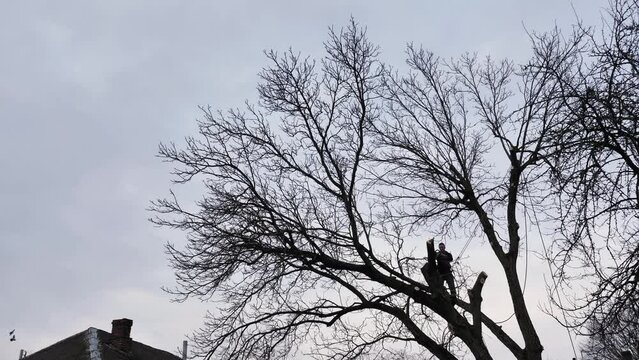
[426,239,437,275]
[469,271,488,334]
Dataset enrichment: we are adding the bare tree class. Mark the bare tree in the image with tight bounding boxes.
[526,0,639,346]
[152,18,571,360]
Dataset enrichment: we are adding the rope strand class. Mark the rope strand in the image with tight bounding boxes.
[530,200,578,359]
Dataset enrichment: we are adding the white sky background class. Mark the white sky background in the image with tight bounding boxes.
[0,1,608,359]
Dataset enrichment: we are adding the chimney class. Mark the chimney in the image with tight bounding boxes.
[110,318,133,353]
[182,340,188,360]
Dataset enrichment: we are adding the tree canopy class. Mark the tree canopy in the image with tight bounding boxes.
[153,1,639,358]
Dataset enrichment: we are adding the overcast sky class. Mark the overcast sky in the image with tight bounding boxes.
[1,1,608,359]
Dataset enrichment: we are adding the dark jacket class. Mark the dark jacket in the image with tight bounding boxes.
[436,250,453,274]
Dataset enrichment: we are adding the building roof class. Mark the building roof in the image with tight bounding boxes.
[23,325,181,360]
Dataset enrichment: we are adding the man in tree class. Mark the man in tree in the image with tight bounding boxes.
[420,240,457,302]
[437,243,456,300]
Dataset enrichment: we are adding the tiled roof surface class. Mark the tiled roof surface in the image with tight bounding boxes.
[23,328,181,360]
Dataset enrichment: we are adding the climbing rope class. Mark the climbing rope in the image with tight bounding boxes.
[530,200,578,360]
[454,235,474,264]
[493,195,578,345]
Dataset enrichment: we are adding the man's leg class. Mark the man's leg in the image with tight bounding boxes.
[443,273,456,297]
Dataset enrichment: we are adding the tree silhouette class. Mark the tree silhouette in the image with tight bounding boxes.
[153,2,638,357]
